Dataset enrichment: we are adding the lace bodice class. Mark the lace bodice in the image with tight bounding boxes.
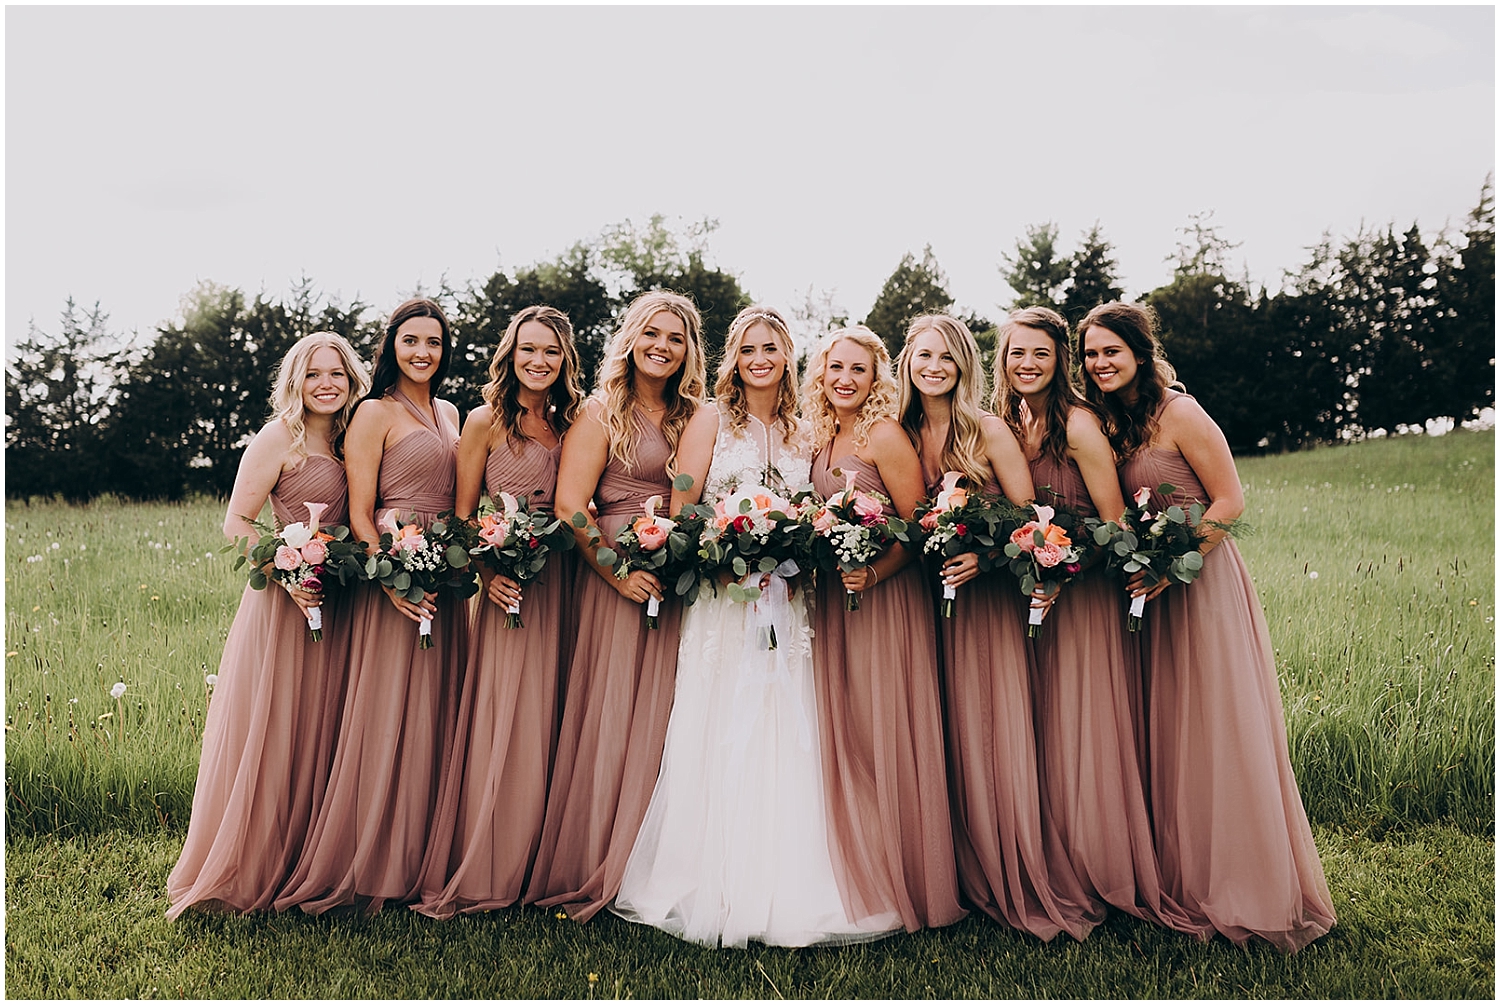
[702,408,810,500]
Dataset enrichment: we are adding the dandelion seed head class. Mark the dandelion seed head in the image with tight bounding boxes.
[110,683,127,700]
[1308,571,1319,580]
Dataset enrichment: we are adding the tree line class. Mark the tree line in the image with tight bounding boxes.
[7,182,1493,502]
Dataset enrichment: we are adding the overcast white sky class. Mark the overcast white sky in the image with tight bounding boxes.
[6,5,1494,346]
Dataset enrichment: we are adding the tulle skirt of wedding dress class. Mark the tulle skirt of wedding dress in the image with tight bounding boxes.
[612,578,899,948]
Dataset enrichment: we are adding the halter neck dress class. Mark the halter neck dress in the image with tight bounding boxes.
[925,464,1099,942]
[808,446,965,933]
[414,434,568,918]
[525,408,684,923]
[276,390,468,916]
[167,455,352,918]
[1119,423,1335,951]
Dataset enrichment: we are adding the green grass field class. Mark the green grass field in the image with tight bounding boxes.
[5,430,1494,998]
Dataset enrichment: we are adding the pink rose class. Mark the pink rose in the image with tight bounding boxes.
[1009,526,1037,553]
[395,533,426,554]
[920,510,940,531]
[1036,542,1065,568]
[299,539,328,565]
[812,509,835,534]
[636,523,669,551]
[852,492,884,521]
[274,545,302,571]
[479,524,507,548]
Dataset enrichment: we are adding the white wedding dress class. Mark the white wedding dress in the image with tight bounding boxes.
[612,409,899,948]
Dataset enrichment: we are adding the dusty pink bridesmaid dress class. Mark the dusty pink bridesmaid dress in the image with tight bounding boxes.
[275,392,469,916]
[809,449,965,933]
[413,437,568,918]
[1026,453,1172,926]
[166,456,353,918]
[1119,440,1335,951]
[932,470,1099,941]
[524,414,682,922]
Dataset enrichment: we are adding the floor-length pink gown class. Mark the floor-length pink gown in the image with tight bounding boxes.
[932,470,1099,941]
[274,391,468,915]
[166,456,353,918]
[1120,439,1336,951]
[1026,453,1172,926]
[524,412,683,923]
[809,448,965,933]
[413,437,567,918]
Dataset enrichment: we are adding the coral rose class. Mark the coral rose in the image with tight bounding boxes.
[636,522,669,551]
[1010,525,1038,552]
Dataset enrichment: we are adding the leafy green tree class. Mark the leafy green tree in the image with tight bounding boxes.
[1433,176,1495,420]
[446,243,614,407]
[1062,224,1125,324]
[5,299,129,500]
[1000,223,1070,313]
[863,245,955,357]
[109,282,375,499]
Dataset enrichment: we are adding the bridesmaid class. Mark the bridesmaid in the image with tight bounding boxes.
[167,332,369,918]
[276,297,469,916]
[413,305,585,918]
[802,325,965,934]
[896,314,1097,942]
[525,290,706,923]
[1080,301,1336,951]
[993,306,1169,926]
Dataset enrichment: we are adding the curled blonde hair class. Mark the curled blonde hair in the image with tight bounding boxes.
[269,331,371,461]
[714,306,802,447]
[896,314,992,490]
[800,325,898,451]
[594,291,707,473]
[482,304,585,450]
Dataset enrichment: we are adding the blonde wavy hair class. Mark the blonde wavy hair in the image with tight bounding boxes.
[269,331,371,461]
[896,314,992,490]
[800,325,899,451]
[594,290,706,473]
[714,306,802,448]
[482,304,585,450]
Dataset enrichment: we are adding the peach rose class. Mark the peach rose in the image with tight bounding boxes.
[920,510,940,531]
[1043,524,1071,548]
[812,508,835,534]
[1010,525,1038,552]
[636,522,669,551]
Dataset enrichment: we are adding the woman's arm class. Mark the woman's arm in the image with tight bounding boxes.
[1066,408,1125,523]
[981,414,1035,507]
[454,404,493,521]
[555,400,661,600]
[670,404,719,511]
[343,399,391,551]
[222,420,292,546]
[844,420,924,590]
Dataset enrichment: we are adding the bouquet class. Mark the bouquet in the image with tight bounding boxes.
[1088,483,1216,631]
[470,490,574,629]
[697,483,811,649]
[592,489,701,628]
[913,472,1019,619]
[365,510,479,648]
[234,502,365,641]
[803,469,910,612]
[1002,502,1084,637]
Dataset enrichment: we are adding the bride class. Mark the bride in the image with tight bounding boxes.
[612,306,899,948]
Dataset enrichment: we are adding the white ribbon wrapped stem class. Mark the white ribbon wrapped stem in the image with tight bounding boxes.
[646,596,661,618]
[1129,594,1146,620]
[942,583,957,603]
[419,614,433,638]
[306,606,323,632]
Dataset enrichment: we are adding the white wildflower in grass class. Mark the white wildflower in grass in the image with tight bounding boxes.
[1309,571,1320,580]
[205,674,218,688]
[109,682,127,700]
